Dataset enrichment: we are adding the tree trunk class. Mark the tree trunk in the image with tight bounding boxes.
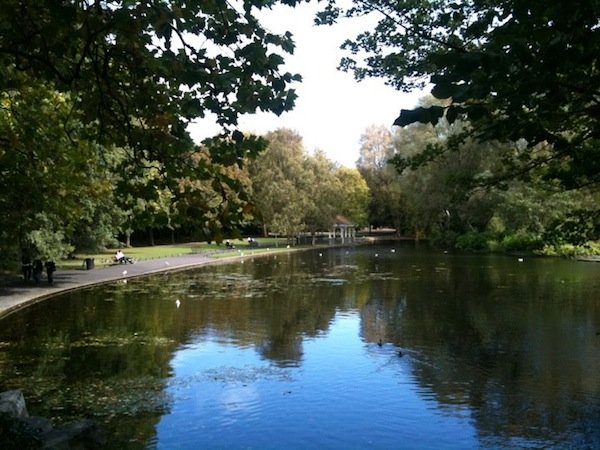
[148,229,155,246]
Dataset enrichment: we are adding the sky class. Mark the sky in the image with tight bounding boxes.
[188,3,425,168]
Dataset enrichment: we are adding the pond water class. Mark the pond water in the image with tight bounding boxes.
[1,243,599,449]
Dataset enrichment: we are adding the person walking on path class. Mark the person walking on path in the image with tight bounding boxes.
[21,254,32,281]
[32,259,43,284]
[44,260,56,285]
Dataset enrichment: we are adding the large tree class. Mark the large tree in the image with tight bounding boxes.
[0,80,120,261]
[393,119,504,241]
[356,125,405,231]
[335,167,370,228]
[302,150,344,243]
[0,0,304,262]
[317,0,600,188]
[248,128,309,238]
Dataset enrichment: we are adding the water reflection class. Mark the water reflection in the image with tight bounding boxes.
[0,244,599,449]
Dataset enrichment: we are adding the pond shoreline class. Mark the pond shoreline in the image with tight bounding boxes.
[6,238,592,320]
[0,243,364,320]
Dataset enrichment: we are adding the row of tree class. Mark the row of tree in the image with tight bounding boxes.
[1,0,304,267]
[0,86,370,268]
[3,0,600,268]
[320,0,600,255]
[249,128,369,241]
[356,106,600,256]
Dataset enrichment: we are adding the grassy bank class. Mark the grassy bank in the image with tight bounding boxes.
[61,238,290,270]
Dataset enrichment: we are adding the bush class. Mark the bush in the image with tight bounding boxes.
[455,231,494,252]
[429,228,460,249]
[537,240,600,257]
[500,231,543,252]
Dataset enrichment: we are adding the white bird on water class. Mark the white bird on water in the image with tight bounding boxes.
[175,299,181,308]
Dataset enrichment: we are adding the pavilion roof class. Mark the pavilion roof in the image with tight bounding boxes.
[333,215,355,226]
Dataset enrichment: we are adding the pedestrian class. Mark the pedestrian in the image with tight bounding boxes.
[21,253,32,281]
[45,260,56,285]
[32,259,43,284]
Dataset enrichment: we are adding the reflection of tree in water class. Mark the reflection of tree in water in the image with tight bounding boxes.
[194,255,343,367]
[360,254,600,447]
[0,283,178,446]
[63,254,344,369]
[2,248,599,447]
[0,249,371,446]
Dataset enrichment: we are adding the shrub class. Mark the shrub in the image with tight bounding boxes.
[455,231,494,252]
[500,231,543,252]
[537,240,600,257]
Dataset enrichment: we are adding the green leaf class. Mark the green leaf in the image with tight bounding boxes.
[393,107,445,127]
[431,83,456,99]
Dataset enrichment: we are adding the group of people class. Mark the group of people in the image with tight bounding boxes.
[21,255,56,285]
[20,248,135,285]
[223,238,258,249]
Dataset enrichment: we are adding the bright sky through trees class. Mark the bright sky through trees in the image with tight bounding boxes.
[188,2,424,168]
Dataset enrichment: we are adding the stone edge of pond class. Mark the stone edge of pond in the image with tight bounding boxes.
[0,389,107,449]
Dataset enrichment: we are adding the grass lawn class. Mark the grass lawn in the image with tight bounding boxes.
[60,238,290,269]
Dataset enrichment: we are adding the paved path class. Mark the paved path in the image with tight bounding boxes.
[0,253,221,318]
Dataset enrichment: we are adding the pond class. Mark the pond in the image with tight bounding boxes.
[1,243,599,449]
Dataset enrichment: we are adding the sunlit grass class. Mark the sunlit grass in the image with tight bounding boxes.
[60,238,290,269]
[210,245,300,259]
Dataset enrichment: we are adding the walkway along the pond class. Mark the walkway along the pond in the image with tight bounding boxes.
[0,241,373,319]
[0,252,229,319]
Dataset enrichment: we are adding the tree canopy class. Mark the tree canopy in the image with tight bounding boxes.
[0,0,306,262]
[1,0,302,149]
[318,0,600,187]
[248,128,370,240]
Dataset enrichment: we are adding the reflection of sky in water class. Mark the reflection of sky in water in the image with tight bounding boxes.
[154,312,479,450]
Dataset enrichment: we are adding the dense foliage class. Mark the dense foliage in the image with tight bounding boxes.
[1,0,304,266]
[3,0,599,267]
[357,114,600,255]
[323,0,600,253]
[248,128,369,240]
[318,0,600,189]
